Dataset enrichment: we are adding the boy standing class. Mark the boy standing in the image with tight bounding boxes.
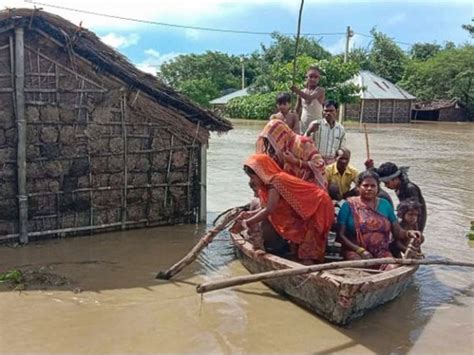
[269,93,300,133]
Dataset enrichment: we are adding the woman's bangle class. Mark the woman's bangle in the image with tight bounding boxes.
[356,247,366,255]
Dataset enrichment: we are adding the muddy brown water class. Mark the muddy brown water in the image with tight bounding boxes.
[1,121,473,354]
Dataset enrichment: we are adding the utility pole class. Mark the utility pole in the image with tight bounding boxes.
[240,56,245,90]
[340,26,354,123]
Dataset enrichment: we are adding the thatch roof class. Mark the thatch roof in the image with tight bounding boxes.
[413,99,464,111]
[0,8,232,132]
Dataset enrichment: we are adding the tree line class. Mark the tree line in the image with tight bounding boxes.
[157,26,473,120]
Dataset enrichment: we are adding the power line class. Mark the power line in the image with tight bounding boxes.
[354,31,412,46]
[24,0,345,37]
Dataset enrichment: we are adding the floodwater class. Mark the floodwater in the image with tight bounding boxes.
[1,120,473,354]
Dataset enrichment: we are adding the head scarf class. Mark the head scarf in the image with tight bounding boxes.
[256,120,327,188]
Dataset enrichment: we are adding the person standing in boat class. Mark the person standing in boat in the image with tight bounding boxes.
[256,119,327,189]
[336,170,421,269]
[269,92,300,133]
[304,100,346,165]
[231,154,334,264]
[376,162,427,232]
[291,66,325,133]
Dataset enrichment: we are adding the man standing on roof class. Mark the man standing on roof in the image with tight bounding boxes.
[304,99,346,165]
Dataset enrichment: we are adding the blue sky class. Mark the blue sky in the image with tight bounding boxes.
[6,0,473,73]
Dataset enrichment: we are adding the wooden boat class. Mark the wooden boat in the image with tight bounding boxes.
[230,231,418,325]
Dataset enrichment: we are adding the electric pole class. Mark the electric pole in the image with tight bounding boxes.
[340,26,354,123]
[240,56,245,90]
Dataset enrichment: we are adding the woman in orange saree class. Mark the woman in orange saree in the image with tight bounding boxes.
[232,154,334,264]
[256,119,327,189]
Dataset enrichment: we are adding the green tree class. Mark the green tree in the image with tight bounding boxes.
[462,23,474,38]
[399,45,474,118]
[410,42,441,61]
[346,47,372,71]
[157,51,242,106]
[368,28,408,83]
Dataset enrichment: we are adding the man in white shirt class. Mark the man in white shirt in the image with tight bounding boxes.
[305,100,346,164]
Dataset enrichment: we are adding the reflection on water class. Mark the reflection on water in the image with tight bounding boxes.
[0,121,473,353]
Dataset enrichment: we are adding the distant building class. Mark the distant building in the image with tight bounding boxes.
[210,88,249,109]
[412,99,469,122]
[344,71,416,123]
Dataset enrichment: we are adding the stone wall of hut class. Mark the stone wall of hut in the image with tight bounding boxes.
[0,29,204,241]
[345,99,412,123]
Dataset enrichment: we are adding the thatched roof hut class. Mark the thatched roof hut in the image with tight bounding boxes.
[412,99,469,122]
[0,8,232,243]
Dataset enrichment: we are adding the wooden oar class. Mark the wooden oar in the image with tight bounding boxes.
[156,206,246,280]
[196,257,474,294]
[363,123,370,160]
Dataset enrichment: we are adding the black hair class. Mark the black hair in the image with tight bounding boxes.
[336,147,351,158]
[397,199,422,219]
[324,99,339,110]
[307,65,321,73]
[377,162,409,183]
[276,92,292,105]
[356,169,381,190]
[243,165,256,176]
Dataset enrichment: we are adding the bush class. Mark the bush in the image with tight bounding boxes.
[224,92,277,120]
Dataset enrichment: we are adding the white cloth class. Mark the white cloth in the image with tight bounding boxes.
[314,120,346,160]
[300,88,323,133]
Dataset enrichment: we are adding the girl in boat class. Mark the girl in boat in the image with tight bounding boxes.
[376,162,427,232]
[256,119,327,189]
[392,199,425,258]
[337,170,421,269]
[231,154,334,264]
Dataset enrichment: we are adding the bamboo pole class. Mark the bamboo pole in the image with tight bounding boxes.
[196,258,474,294]
[14,27,28,244]
[121,91,129,229]
[156,206,244,280]
[363,123,370,161]
[291,0,305,84]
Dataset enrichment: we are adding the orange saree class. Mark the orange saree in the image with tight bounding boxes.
[256,120,327,189]
[245,154,334,262]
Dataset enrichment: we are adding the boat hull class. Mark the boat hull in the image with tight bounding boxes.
[231,233,418,325]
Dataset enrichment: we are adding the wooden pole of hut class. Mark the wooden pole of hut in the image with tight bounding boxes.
[14,27,28,244]
[376,99,381,124]
[199,143,207,222]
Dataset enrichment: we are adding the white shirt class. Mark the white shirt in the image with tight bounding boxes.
[314,120,346,159]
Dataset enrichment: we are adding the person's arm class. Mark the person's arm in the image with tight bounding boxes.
[292,86,325,104]
[245,188,280,227]
[295,96,302,119]
[392,221,422,244]
[339,129,346,149]
[304,120,320,136]
[336,202,373,259]
[290,113,300,133]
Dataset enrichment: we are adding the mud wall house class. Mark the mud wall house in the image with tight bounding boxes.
[0,9,232,243]
[412,99,469,122]
[344,71,416,123]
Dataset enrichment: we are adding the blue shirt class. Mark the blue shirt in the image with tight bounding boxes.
[337,198,397,236]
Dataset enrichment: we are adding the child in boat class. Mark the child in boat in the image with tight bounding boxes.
[291,66,325,133]
[392,199,425,258]
[269,92,300,133]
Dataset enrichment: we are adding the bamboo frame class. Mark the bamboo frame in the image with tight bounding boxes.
[15,27,28,244]
[121,91,128,229]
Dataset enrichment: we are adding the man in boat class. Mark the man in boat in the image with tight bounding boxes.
[376,162,427,232]
[326,149,394,207]
[304,100,346,165]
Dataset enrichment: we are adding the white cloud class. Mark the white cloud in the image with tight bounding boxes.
[386,13,407,26]
[135,50,182,75]
[100,33,139,49]
[185,29,201,41]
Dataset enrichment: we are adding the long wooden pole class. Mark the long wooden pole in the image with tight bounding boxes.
[156,206,244,280]
[291,0,304,86]
[196,258,474,294]
[363,123,370,161]
[14,27,28,244]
